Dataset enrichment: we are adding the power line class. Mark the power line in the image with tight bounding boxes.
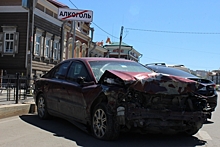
[126,28,220,34]
[68,0,78,9]
[68,0,119,39]
[91,22,119,39]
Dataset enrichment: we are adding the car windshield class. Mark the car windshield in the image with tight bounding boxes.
[89,60,152,81]
[148,66,198,78]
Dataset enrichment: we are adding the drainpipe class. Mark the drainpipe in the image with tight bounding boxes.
[66,22,73,59]
[88,28,96,57]
[61,21,68,61]
[72,21,75,58]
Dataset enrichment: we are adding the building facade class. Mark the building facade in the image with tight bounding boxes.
[103,42,142,62]
[0,0,91,81]
[0,0,30,76]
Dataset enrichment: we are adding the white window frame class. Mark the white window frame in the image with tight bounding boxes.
[0,26,19,56]
[53,41,60,60]
[5,32,14,53]
[44,33,52,59]
[53,41,58,60]
[34,29,44,56]
[34,34,41,56]
[45,38,50,58]
[53,36,60,61]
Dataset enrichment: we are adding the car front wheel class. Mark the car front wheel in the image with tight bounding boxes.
[91,103,119,140]
[37,94,50,119]
[184,122,203,136]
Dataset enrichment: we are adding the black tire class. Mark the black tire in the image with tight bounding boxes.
[184,127,199,136]
[91,103,119,140]
[184,122,203,136]
[37,94,50,119]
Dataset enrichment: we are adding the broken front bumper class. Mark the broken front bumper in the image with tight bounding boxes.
[117,106,208,126]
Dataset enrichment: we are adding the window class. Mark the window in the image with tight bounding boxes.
[77,21,82,30]
[67,62,90,82]
[0,26,19,55]
[54,42,58,59]
[44,33,52,59]
[52,61,70,79]
[36,3,44,12]
[34,28,44,56]
[35,35,41,55]
[5,33,14,53]
[53,36,60,60]
[45,38,50,58]
[46,8,53,17]
[53,41,60,60]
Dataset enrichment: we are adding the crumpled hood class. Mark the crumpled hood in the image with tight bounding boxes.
[99,70,205,95]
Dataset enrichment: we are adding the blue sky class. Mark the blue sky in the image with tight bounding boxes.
[61,0,220,71]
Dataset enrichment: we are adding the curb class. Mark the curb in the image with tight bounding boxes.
[0,102,37,119]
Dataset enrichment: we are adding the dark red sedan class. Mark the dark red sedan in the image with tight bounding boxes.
[34,58,209,140]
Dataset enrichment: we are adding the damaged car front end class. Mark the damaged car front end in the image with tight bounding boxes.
[96,70,209,138]
[34,58,210,141]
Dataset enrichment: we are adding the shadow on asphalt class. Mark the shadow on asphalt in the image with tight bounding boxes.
[20,114,207,147]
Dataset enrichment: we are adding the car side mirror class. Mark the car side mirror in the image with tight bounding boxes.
[76,77,85,85]
[76,77,95,86]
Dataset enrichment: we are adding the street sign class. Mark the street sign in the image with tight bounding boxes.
[58,8,93,22]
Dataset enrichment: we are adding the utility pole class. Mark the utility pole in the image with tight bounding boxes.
[27,0,37,93]
[29,0,35,78]
[88,27,94,57]
[118,26,124,58]
[72,21,76,58]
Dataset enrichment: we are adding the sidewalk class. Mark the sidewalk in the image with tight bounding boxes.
[0,90,36,119]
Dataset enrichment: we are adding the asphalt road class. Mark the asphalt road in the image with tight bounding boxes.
[0,92,220,147]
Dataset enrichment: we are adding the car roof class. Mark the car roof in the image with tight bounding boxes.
[145,63,191,73]
[64,57,136,62]
[145,63,166,66]
[146,65,197,78]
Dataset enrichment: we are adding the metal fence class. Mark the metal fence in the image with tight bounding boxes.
[0,73,35,103]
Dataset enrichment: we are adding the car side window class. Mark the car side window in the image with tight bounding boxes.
[52,62,70,79]
[66,62,90,82]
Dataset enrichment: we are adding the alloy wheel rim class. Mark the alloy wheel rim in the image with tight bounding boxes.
[93,109,107,138]
[38,97,45,117]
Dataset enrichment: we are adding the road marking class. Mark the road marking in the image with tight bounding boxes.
[197,131,212,140]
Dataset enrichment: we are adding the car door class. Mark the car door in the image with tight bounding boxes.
[46,61,70,114]
[60,61,95,121]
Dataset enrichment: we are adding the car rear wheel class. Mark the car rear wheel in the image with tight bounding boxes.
[37,94,50,119]
[91,103,119,140]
